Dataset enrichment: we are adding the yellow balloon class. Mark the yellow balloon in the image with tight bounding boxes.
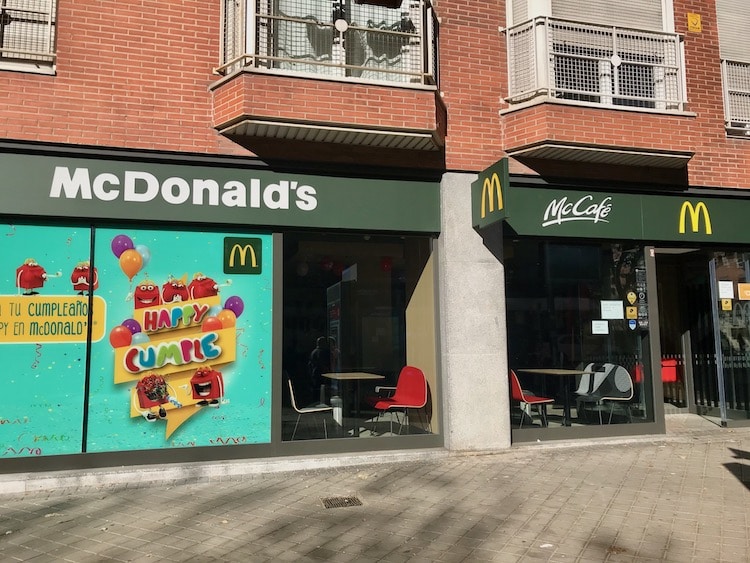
[217,309,237,328]
[119,248,143,280]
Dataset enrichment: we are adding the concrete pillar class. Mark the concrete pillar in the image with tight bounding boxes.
[438,172,511,451]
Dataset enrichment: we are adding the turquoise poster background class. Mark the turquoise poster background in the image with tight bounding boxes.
[87,228,273,452]
[0,223,93,458]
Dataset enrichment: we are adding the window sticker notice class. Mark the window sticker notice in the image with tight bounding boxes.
[719,280,734,300]
[592,320,609,335]
[601,300,624,320]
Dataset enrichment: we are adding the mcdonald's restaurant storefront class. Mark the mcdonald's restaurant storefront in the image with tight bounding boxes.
[474,159,750,443]
[0,146,443,473]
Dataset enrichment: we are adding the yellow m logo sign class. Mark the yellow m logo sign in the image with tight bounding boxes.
[229,244,258,268]
[481,173,504,219]
[678,201,712,235]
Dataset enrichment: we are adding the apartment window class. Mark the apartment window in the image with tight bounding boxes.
[219,0,438,86]
[0,0,56,73]
[717,0,750,136]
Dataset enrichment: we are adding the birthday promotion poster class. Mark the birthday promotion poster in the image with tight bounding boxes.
[86,228,273,452]
[0,223,101,458]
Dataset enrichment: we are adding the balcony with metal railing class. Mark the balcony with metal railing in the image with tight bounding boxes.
[211,0,444,158]
[723,60,750,137]
[507,17,687,112]
[0,0,57,74]
[217,0,438,86]
[503,17,694,173]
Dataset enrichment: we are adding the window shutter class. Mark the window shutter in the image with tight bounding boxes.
[510,0,528,26]
[551,0,663,31]
[717,0,750,62]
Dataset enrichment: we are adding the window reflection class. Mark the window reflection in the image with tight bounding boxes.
[505,238,653,429]
[282,232,435,440]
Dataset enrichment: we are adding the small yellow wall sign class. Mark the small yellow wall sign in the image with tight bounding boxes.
[687,13,702,33]
[722,298,733,311]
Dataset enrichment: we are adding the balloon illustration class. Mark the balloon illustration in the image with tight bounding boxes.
[202,316,223,332]
[135,244,151,268]
[121,318,141,334]
[131,332,150,345]
[111,234,134,258]
[224,295,244,318]
[119,248,143,280]
[109,325,132,348]
[207,305,223,318]
[217,309,236,328]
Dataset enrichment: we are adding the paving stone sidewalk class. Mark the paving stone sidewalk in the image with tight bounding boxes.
[0,414,749,562]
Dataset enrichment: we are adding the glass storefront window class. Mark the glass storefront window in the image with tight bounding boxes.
[505,237,653,432]
[282,232,437,440]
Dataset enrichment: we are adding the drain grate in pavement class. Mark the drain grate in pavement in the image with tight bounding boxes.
[321,495,363,509]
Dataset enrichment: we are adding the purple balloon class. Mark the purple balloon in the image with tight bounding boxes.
[121,318,141,334]
[111,234,134,258]
[224,295,244,318]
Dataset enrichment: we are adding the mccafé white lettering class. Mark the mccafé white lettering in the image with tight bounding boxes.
[542,195,612,227]
[48,167,318,211]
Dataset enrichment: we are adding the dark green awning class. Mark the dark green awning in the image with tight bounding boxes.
[473,158,743,243]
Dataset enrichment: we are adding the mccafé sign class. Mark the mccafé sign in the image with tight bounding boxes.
[472,159,748,243]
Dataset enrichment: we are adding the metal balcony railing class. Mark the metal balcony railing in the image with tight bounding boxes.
[722,60,750,136]
[218,0,438,87]
[0,0,57,66]
[507,17,686,112]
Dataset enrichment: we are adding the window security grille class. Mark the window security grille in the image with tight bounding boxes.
[218,0,438,86]
[507,17,685,112]
[0,0,56,69]
[723,60,750,135]
[716,1,750,135]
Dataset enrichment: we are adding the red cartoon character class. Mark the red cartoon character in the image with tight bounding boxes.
[70,260,98,295]
[190,366,224,407]
[133,374,181,422]
[16,258,61,295]
[162,274,189,303]
[188,272,219,299]
[132,278,162,309]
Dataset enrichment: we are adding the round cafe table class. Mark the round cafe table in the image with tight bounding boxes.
[515,368,594,426]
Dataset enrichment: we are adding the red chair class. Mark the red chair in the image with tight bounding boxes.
[365,366,428,435]
[510,370,554,428]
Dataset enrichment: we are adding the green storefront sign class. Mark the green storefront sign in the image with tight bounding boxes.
[473,158,749,244]
[0,152,440,233]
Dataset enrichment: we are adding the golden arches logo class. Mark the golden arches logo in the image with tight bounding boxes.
[229,244,258,268]
[678,201,712,235]
[481,173,504,219]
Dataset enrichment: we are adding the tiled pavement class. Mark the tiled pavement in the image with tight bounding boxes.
[0,414,749,562]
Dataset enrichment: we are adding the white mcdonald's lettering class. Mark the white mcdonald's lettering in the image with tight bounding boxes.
[229,244,257,268]
[678,201,712,235]
[481,173,503,219]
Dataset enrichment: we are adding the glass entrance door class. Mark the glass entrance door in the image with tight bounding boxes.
[655,249,750,425]
[710,251,750,425]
